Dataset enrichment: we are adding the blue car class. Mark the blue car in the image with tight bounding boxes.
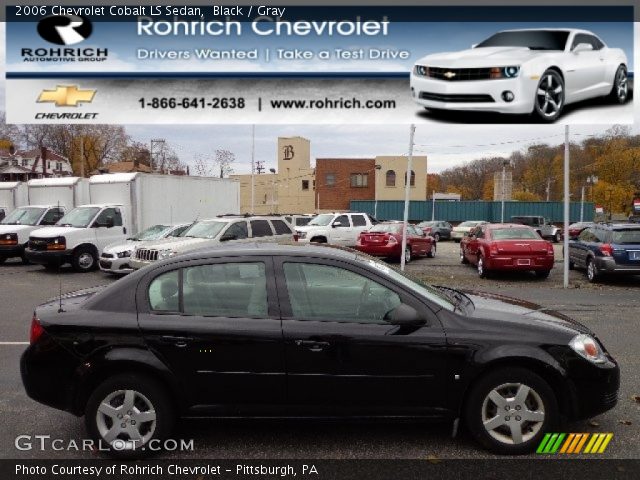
[568,223,640,282]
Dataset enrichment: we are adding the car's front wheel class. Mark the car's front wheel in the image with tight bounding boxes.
[466,367,559,455]
[608,65,628,104]
[533,70,565,122]
[404,246,411,263]
[460,247,468,264]
[554,232,561,243]
[586,258,600,283]
[85,373,174,458]
[72,247,97,273]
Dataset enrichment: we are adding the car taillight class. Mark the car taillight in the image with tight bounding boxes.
[30,314,44,344]
[547,242,554,255]
[388,235,398,244]
[600,244,613,257]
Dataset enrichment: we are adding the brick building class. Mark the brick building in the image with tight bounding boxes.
[315,158,375,211]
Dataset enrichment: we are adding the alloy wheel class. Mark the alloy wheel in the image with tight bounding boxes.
[535,73,564,119]
[78,252,94,270]
[616,68,628,102]
[477,256,484,277]
[587,260,597,282]
[404,247,411,263]
[481,383,545,445]
[96,389,157,450]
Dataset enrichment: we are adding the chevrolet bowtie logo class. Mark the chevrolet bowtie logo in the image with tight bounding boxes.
[37,85,96,107]
[444,71,457,79]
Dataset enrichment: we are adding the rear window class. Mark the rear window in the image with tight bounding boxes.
[250,220,273,237]
[272,219,293,235]
[611,229,640,245]
[352,215,367,227]
[491,228,540,240]
[370,223,402,233]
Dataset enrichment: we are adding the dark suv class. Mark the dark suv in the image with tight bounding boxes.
[416,221,453,241]
[568,223,640,282]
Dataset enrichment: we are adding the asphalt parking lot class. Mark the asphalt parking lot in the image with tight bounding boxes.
[1,241,638,460]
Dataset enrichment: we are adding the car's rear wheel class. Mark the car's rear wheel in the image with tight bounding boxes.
[460,247,468,264]
[533,70,565,122]
[477,255,489,278]
[608,65,628,104]
[427,244,436,258]
[433,233,440,242]
[466,367,559,455]
[85,374,174,458]
[72,247,97,273]
[554,232,561,243]
[586,258,600,283]
[404,246,411,263]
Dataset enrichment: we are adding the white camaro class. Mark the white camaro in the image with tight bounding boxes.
[410,29,628,121]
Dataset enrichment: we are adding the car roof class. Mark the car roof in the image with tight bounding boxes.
[488,223,532,229]
[598,223,640,230]
[500,28,592,34]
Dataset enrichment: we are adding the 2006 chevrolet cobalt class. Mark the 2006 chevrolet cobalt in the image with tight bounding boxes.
[21,244,619,456]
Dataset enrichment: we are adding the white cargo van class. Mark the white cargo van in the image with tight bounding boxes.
[0,181,29,214]
[26,173,240,272]
[27,177,90,211]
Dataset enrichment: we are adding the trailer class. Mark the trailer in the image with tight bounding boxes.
[88,172,240,234]
[0,181,29,217]
[27,177,90,211]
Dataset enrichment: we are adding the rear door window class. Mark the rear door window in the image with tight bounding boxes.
[250,220,273,237]
[352,215,367,227]
[272,219,293,235]
[334,215,350,228]
[225,221,249,240]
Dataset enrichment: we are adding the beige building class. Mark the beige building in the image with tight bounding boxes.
[374,155,428,201]
[231,136,316,214]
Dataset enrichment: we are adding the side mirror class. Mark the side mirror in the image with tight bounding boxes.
[332,221,343,228]
[573,43,593,53]
[220,233,237,242]
[385,304,425,327]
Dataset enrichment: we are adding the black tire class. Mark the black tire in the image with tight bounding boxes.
[477,254,489,278]
[533,69,565,122]
[44,262,59,271]
[85,373,174,458]
[427,244,436,258]
[21,254,30,265]
[465,367,559,455]
[433,233,440,242]
[310,237,327,244]
[535,270,551,279]
[568,260,575,270]
[608,65,628,104]
[553,232,561,244]
[0,257,6,264]
[460,247,469,264]
[72,247,97,273]
[404,246,412,263]
[586,258,600,283]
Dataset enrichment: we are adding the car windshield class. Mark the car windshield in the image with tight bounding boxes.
[181,221,226,239]
[130,224,171,241]
[356,255,455,312]
[491,228,540,240]
[0,207,45,226]
[307,214,335,226]
[370,223,402,233]
[56,207,100,228]
[476,30,570,51]
[611,229,640,245]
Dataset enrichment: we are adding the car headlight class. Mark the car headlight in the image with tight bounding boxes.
[413,65,429,76]
[117,250,132,258]
[490,66,520,79]
[569,334,607,364]
[158,249,177,260]
[297,231,307,239]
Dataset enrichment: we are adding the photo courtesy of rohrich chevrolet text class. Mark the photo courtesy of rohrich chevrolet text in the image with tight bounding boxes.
[0,1,639,479]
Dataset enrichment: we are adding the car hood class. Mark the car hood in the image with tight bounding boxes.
[417,46,545,68]
[462,289,591,335]
[0,224,34,234]
[296,224,330,232]
[139,236,214,252]
[103,239,138,253]
[30,226,82,238]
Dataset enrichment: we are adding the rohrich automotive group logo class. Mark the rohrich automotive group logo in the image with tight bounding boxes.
[37,15,92,45]
[537,432,613,454]
[21,15,107,63]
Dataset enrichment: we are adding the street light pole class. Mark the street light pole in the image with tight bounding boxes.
[400,125,415,272]
[374,164,382,219]
[563,125,570,289]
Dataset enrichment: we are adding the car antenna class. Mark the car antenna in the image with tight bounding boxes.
[55,201,65,313]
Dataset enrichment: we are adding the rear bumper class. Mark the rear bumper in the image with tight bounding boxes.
[24,248,73,266]
[355,244,401,258]
[594,257,640,275]
[485,256,554,271]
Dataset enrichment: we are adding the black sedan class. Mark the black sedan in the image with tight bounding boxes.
[21,243,619,456]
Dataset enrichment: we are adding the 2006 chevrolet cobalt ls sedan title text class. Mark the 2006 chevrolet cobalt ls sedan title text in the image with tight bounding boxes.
[21,243,619,456]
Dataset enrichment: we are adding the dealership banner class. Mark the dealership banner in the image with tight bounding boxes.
[4,5,634,124]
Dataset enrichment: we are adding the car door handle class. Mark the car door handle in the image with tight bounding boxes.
[160,335,193,347]
[295,340,330,352]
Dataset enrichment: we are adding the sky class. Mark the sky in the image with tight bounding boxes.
[2,21,639,175]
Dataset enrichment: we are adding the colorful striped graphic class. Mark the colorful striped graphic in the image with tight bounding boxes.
[537,433,613,454]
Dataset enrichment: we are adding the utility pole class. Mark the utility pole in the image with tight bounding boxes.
[563,125,570,289]
[546,178,552,202]
[250,125,255,214]
[400,124,415,272]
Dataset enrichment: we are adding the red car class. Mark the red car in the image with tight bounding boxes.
[356,222,435,263]
[460,223,554,278]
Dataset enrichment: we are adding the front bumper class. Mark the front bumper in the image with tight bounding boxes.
[0,244,24,258]
[25,248,73,266]
[564,357,620,420]
[410,74,536,114]
[485,256,554,271]
[594,257,640,275]
[99,256,133,274]
[130,258,154,270]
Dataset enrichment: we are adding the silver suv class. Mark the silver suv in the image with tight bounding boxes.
[510,216,562,243]
[131,215,293,269]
